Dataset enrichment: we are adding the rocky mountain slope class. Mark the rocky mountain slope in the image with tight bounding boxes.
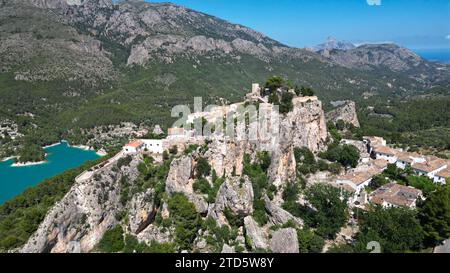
[20,97,328,253]
[0,0,449,158]
[312,36,356,52]
[318,43,450,85]
[3,0,448,93]
[326,100,360,128]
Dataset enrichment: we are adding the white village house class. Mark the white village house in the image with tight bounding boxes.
[411,157,448,184]
[395,151,426,169]
[364,136,449,185]
[363,136,386,154]
[369,183,423,209]
[372,145,398,164]
[335,158,388,204]
[435,168,450,184]
[123,140,145,154]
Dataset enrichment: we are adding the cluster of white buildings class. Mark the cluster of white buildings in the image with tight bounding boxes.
[335,136,449,209]
[336,159,388,196]
[363,136,450,184]
[0,119,22,140]
[122,83,323,157]
[123,127,201,155]
[369,183,423,209]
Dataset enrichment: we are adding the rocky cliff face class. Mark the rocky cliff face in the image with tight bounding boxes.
[20,154,168,253]
[326,100,360,127]
[26,0,289,66]
[165,154,209,214]
[21,154,142,253]
[19,96,328,253]
[322,44,423,72]
[208,176,254,226]
[268,99,328,190]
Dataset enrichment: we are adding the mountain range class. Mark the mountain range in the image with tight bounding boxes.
[0,0,449,145]
[311,36,356,52]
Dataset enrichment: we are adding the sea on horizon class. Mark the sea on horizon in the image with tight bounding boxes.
[413,48,450,63]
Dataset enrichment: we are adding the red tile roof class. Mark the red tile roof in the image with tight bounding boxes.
[413,158,447,173]
[436,168,450,179]
[373,146,396,156]
[126,140,144,148]
[370,183,422,207]
[168,128,185,136]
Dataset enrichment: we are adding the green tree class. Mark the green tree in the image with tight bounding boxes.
[297,228,324,253]
[256,151,272,173]
[419,185,450,246]
[280,92,294,114]
[168,194,202,250]
[264,76,285,94]
[268,92,279,105]
[169,145,178,155]
[97,225,125,253]
[294,147,319,175]
[354,206,424,253]
[304,184,349,239]
[405,176,437,196]
[384,164,404,181]
[320,144,360,168]
[339,145,360,168]
[196,157,211,178]
[336,120,346,131]
[300,86,315,96]
[369,175,389,190]
[193,178,212,195]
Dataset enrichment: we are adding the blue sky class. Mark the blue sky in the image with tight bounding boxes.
[147,0,450,49]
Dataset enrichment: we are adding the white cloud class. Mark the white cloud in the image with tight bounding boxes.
[446,35,450,40]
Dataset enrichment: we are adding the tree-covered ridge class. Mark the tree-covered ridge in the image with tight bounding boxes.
[15,143,46,163]
[356,97,450,153]
[0,156,109,251]
[1,0,449,162]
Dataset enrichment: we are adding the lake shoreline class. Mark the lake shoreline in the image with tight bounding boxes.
[1,156,16,162]
[11,160,47,167]
[1,141,106,163]
[43,142,62,149]
[0,142,101,204]
[68,143,107,157]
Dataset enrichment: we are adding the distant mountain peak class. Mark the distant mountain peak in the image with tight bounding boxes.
[26,0,112,9]
[313,37,356,52]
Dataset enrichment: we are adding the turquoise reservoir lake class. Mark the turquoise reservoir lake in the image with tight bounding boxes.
[0,142,100,204]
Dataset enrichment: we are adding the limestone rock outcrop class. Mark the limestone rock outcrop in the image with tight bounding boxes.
[268,99,328,188]
[137,224,172,245]
[128,188,156,234]
[221,244,235,253]
[264,196,303,227]
[204,139,251,178]
[287,99,328,152]
[165,155,209,214]
[208,176,254,226]
[21,154,141,253]
[244,216,268,250]
[326,100,360,127]
[270,228,299,253]
[165,155,194,195]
